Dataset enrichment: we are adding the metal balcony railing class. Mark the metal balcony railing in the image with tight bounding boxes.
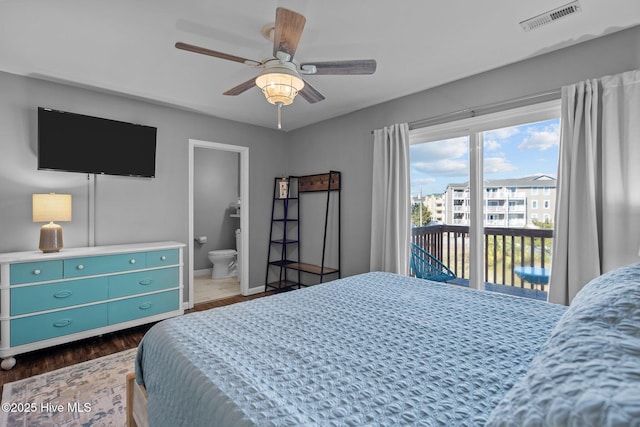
[485,191,526,199]
[411,224,553,292]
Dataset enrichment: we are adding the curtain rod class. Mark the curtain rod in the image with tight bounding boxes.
[371,89,561,134]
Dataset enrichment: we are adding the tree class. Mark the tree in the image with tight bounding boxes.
[411,203,432,226]
[532,219,554,229]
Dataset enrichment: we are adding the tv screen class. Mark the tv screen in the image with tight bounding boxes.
[38,107,157,178]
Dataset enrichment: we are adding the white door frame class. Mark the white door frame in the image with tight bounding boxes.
[188,139,249,308]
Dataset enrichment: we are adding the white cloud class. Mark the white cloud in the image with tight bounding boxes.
[484,157,517,174]
[412,158,468,176]
[485,127,520,140]
[410,177,437,187]
[519,124,560,151]
[411,137,470,177]
[484,139,501,151]
[411,137,467,163]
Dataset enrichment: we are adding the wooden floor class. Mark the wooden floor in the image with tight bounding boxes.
[0,292,272,388]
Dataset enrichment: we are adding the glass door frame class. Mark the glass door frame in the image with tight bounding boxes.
[409,100,560,290]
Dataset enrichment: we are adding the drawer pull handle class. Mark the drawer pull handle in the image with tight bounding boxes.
[33,269,41,275]
[139,279,152,286]
[53,319,72,328]
[77,264,85,270]
[54,290,72,299]
[160,256,167,261]
[139,302,153,310]
[129,259,136,264]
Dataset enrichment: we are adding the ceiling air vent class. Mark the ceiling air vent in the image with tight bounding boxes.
[520,1,582,31]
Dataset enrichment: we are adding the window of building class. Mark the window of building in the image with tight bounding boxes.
[544,200,550,209]
[531,187,538,195]
[543,187,550,195]
[531,200,538,209]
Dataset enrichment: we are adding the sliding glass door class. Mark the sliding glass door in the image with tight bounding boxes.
[409,101,560,293]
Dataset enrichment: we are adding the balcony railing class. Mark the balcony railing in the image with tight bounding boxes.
[411,224,553,292]
[484,219,527,227]
[485,205,526,213]
[485,191,526,199]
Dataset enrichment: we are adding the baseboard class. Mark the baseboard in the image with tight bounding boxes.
[194,268,212,277]
[245,285,266,296]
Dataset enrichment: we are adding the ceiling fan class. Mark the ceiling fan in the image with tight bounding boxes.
[175,7,377,128]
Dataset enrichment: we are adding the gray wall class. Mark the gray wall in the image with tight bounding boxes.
[0,71,288,298]
[286,25,640,278]
[193,147,239,271]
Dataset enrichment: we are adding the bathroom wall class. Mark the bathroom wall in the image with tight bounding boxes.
[193,147,240,271]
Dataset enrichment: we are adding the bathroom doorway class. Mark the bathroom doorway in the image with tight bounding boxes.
[188,139,249,309]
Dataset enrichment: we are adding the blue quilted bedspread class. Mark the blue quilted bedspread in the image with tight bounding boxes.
[486,264,640,427]
[136,272,567,426]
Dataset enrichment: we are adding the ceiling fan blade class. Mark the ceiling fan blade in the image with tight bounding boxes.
[223,78,257,96]
[175,42,261,66]
[273,7,306,59]
[299,80,325,104]
[301,59,377,75]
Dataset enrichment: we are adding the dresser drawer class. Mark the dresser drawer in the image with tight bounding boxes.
[11,277,109,316]
[10,260,63,285]
[11,304,108,347]
[108,267,179,299]
[64,252,146,278]
[108,290,179,325]
[146,249,179,268]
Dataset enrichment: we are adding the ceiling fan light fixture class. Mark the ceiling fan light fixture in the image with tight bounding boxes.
[255,63,305,106]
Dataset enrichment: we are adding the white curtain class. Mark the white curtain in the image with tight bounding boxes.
[550,69,640,305]
[370,123,411,275]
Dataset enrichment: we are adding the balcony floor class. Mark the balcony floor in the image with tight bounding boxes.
[447,278,548,301]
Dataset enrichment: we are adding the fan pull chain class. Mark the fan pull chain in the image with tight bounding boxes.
[277,102,283,129]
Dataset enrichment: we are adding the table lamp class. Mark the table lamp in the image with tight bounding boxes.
[32,193,72,253]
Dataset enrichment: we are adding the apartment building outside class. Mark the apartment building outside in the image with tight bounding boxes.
[411,192,445,224]
[442,174,557,227]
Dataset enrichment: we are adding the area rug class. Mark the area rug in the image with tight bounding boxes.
[1,348,137,427]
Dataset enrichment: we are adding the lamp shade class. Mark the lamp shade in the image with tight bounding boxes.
[32,193,72,222]
[255,63,305,106]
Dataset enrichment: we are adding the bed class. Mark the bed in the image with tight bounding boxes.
[129,267,640,426]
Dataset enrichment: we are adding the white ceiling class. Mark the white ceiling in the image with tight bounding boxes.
[1,1,639,131]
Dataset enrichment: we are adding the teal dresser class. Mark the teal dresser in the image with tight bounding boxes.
[0,241,184,369]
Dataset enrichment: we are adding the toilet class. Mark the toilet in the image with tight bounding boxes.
[207,249,237,279]
[207,229,241,280]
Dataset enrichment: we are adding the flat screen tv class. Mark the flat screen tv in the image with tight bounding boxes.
[38,107,157,178]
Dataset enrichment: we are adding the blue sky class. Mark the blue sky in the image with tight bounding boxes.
[410,118,560,196]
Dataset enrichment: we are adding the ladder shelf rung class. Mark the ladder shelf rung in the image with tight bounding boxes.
[265,280,299,291]
[286,262,339,275]
[269,259,296,267]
